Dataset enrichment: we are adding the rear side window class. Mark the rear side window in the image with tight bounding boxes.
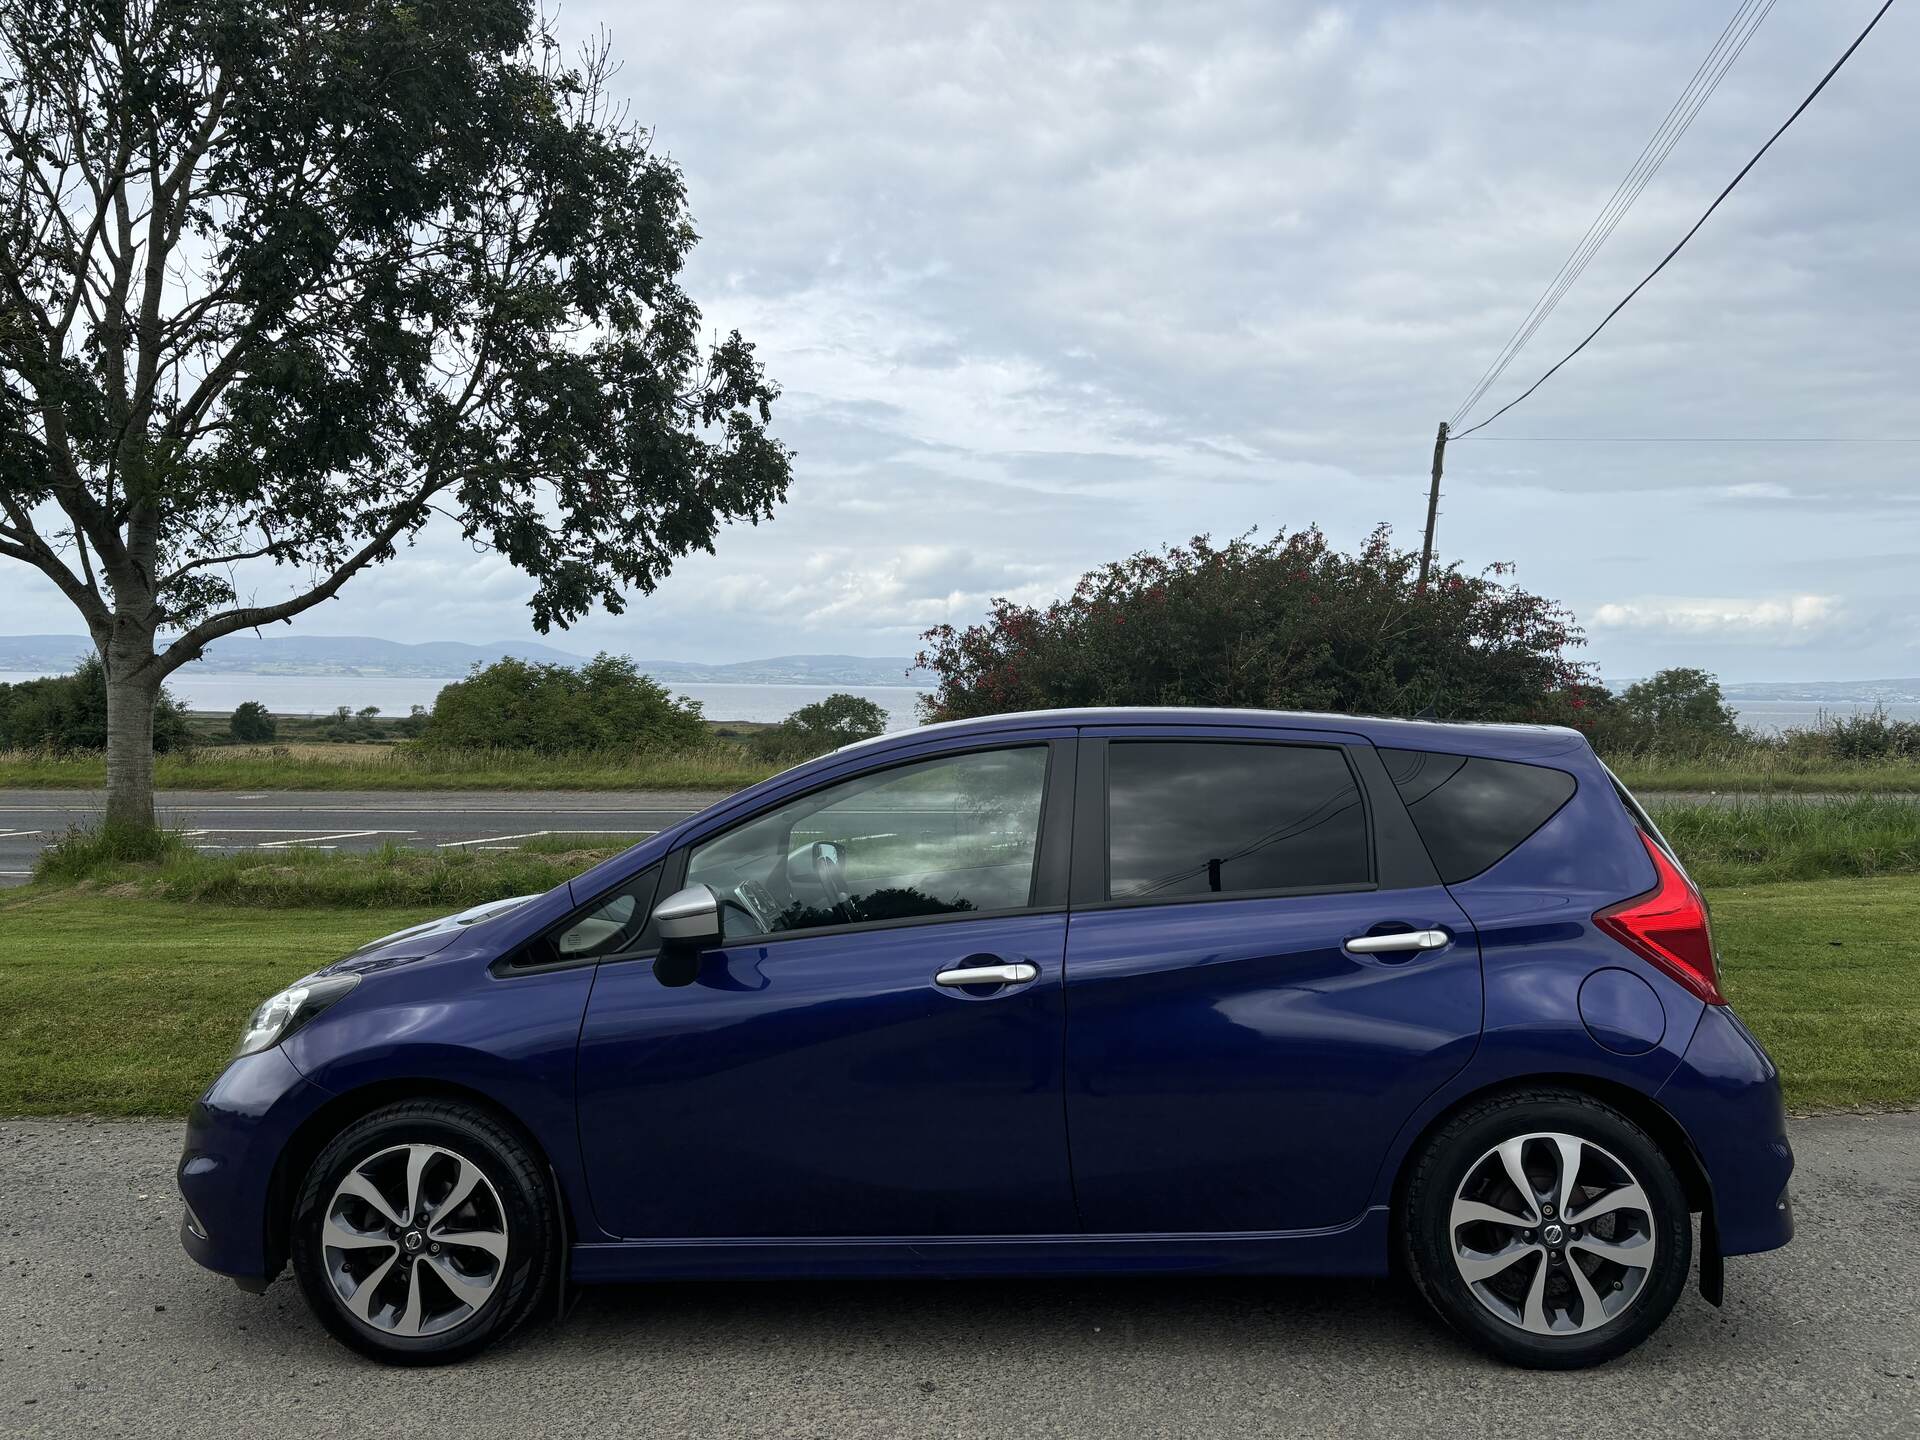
[1382,749,1576,883]
[1106,741,1370,901]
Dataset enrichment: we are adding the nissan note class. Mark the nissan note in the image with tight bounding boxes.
[178,708,1793,1368]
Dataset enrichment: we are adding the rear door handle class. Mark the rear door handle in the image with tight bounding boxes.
[935,962,1039,987]
[1344,929,1450,955]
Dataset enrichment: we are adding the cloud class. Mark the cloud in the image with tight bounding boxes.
[1591,594,1845,642]
[6,0,1918,689]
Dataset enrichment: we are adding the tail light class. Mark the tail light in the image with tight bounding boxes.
[1593,831,1725,1004]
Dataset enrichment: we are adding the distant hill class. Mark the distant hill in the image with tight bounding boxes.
[0,635,931,687]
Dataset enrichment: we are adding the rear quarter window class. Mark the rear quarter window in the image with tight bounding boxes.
[1381,749,1576,884]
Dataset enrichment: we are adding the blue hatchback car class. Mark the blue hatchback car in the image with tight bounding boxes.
[179,708,1792,1368]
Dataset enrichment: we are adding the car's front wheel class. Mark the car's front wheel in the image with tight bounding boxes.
[1402,1088,1692,1369]
[290,1099,556,1365]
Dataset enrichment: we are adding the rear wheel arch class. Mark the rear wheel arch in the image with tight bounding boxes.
[1388,1073,1712,1228]
[264,1078,573,1284]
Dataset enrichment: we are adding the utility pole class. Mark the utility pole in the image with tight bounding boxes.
[1418,420,1448,592]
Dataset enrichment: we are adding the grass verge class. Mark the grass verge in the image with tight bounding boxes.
[1,872,1914,1116]
[30,831,631,908]
[1648,796,1920,888]
[1613,753,1920,794]
[0,741,779,792]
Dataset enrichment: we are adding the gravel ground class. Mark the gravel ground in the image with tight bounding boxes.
[1,1113,1915,1439]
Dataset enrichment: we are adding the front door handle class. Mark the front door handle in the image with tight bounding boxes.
[935,962,1039,987]
[1344,928,1450,955]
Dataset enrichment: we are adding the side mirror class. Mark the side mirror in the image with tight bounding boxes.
[650,884,721,987]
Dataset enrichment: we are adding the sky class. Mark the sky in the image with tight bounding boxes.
[6,0,1918,684]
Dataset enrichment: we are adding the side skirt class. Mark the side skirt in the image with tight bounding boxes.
[571,1207,1390,1284]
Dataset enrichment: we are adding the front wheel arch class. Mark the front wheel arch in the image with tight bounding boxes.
[265,1078,570,1286]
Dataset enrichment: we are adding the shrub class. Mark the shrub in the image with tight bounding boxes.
[751,693,891,761]
[0,658,191,753]
[419,653,706,752]
[917,526,1591,724]
[229,700,277,742]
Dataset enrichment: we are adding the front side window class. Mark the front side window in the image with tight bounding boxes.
[685,746,1050,939]
[1106,741,1369,900]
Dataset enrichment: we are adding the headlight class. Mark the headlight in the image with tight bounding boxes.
[234,974,359,1058]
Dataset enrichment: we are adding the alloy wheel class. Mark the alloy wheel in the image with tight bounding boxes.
[321,1142,510,1338]
[1448,1130,1657,1336]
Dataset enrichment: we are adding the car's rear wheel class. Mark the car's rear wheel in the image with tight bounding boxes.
[290,1100,555,1365]
[1402,1088,1692,1369]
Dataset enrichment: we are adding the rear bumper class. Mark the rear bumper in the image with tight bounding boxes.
[177,1046,329,1287]
[1658,1004,1795,1257]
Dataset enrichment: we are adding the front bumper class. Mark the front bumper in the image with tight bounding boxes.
[177,1046,330,1287]
[1658,1003,1795,1257]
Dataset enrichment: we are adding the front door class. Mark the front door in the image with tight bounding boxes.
[576,739,1079,1239]
[1064,734,1482,1234]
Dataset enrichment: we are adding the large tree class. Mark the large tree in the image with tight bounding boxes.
[0,1,792,825]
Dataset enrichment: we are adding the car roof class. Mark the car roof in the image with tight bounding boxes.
[835,706,1590,761]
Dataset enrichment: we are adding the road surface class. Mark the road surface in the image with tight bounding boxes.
[0,1112,1915,1437]
[0,789,733,885]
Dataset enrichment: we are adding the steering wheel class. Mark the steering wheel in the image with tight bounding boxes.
[726,881,774,936]
[811,841,861,921]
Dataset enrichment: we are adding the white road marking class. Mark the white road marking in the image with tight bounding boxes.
[437,828,657,849]
[258,829,388,849]
[178,827,420,836]
[0,829,42,838]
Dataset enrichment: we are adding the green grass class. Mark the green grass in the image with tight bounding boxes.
[1712,875,1920,1111]
[0,896,442,1116]
[2,869,1915,1116]
[1647,796,1920,888]
[1613,752,1920,794]
[0,740,779,792]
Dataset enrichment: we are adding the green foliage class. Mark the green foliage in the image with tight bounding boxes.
[918,526,1591,723]
[1601,668,1741,752]
[1782,706,1920,762]
[420,654,707,752]
[0,659,191,753]
[228,700,277,742]
[320,704,383,742]
[751,692,891,760]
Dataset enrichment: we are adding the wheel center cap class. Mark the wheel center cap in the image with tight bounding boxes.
[401,1229,425,1254]
[1541,1222,1565,1247]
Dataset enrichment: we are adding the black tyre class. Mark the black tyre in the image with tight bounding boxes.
[1401,1088,1692,1370]
[290,1100,556,1366]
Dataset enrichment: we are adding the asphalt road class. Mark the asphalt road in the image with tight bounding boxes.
[0,789,733,886]
[0,1114,1914,1438]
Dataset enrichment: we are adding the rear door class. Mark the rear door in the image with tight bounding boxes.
[1063,728,1481,1234]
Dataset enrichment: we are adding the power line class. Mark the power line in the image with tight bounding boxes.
[1454,0,1897,441]
[1449,0,1776,431]
[1464,435,1920,443]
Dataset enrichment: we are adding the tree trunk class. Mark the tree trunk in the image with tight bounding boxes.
[103,651,161,831]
